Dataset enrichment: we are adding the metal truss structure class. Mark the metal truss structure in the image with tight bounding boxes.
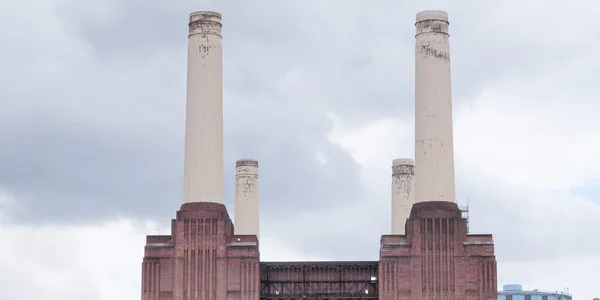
[260,261,379,300]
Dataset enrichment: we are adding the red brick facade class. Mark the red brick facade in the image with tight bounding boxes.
[142,201,496,300]
[379,201,497,300]
[142,202,260,300]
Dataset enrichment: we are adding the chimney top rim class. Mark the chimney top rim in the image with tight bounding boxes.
[416,10,448,23]
[393,158,415,166]
[236,158,259,167]
[190,11,221,18]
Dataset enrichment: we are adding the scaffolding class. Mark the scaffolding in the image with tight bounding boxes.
[459,200,470,233]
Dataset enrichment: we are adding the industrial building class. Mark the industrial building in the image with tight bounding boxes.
[141,10,498,300]
[498,284,572,300]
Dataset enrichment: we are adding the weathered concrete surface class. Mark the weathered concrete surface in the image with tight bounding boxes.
[414,10,457,204]
[392,158,415,235]
[183,11,224,204]
[234,159,260,240]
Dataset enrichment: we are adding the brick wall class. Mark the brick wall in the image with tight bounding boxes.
[142,202,260,300]
[379,201,497,300]
[142,201,496,300]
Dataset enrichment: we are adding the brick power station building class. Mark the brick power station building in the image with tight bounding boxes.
[141,10,498,300]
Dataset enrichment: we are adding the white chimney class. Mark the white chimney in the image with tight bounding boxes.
[391,158,415,235]
[234,159,260,239]
[414,10,456,203]
[183,12,224,204]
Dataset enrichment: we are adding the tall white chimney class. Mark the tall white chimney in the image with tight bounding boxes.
[183,11,224,204]
[234,159,260,239]
[391,158,415,235]
[414,10,456,203]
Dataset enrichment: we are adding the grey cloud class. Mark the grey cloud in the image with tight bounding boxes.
[0,116,182,223]
[454,160,600,263]
[1,0,600,283]
[259,155,600,264]
[262,202,389,261]
[0,0,371,225]
[223,102,366,218]
[2,1,600,299]
[56,0,421,118]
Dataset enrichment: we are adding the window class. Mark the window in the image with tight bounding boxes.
[525,296,531,300]
[506,296,513,300]
[542,296,548,300]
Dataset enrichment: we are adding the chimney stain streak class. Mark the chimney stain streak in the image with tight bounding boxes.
[419,45,450,62]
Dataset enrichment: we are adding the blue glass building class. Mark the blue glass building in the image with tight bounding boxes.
[498,284,572,300]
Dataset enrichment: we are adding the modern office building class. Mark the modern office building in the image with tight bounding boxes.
[498,284,572,300]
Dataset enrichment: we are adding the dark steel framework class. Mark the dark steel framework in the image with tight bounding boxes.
[260,261,379,300]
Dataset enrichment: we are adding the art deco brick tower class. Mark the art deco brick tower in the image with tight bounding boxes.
[141,9,497,300]
[379,10,497,300]
[141,12,260,300]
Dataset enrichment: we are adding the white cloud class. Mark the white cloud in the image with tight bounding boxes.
[325,89,600,299]
[498,257,600,299]
[260,223,332,261]
[327,111,413,193]
[0,208,153,299]
[0,189,157,299]
[0,191,317,299]
[455,73,600,191]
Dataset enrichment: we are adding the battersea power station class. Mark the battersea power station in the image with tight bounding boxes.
[141,9,498,300]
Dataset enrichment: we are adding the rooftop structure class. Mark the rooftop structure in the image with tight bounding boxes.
[498,284,572,300]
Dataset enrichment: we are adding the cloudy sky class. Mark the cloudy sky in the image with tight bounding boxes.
[1,0,599,299]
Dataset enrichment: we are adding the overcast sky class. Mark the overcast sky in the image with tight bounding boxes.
[1,0,599,299]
